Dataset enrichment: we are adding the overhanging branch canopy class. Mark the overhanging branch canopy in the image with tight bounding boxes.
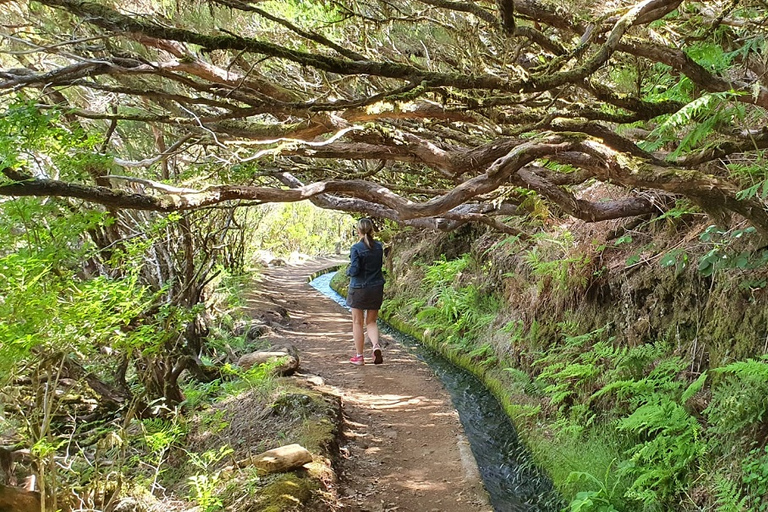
[1,0,767,234]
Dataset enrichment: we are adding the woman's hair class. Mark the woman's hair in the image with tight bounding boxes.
[356,218,375,249]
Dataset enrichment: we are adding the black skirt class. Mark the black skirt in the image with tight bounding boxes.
[346,284,384,310]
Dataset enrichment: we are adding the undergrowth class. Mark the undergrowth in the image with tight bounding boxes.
[387,253,501,357]
[384,230,768,512]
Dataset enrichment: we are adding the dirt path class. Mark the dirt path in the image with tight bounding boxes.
[245,257,492,512]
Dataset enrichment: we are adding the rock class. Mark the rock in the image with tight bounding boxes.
[250,444,313,474]
[0,484,40,512]
[303,374,325,386]
[237,350,299,375]
[257,308,289,326]
[113,497,141,512]
[245,323,269,341]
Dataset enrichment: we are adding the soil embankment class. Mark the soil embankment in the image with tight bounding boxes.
[245,257,491,512]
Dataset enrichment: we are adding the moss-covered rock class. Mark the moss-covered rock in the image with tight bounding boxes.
[253,472,316,512]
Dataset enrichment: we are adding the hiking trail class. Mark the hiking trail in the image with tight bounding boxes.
[245,257,492,512]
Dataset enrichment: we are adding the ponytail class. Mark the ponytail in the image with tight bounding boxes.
[356,218,376,249]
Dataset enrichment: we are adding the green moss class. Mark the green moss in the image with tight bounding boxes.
[296,418,336,454]
[269,385,340,455]
[328,266,348,294]
[256,473,316,511]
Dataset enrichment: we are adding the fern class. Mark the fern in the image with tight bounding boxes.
[468,342,494,360]
[741,447,768,511]
[413,254,500,346]
[592,357,687,409]
[422,254,470,288]
[713,476,750,512]
[705,356,768,435]
[717,356,768,379]
[532,327,615,412]
[504,367,532,389]
[524,246,592,293]
[537,362,599,410]
[617,396,705,506]
[687,40,733,72]
[640,91,743,155]
[673,107,743,158]
[736,179,768,201]
[681,372,708,404]
[643,68,694,104]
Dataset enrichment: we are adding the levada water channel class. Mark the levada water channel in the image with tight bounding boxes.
[310,271,563,512]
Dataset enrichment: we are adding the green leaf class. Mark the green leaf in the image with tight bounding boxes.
[681,372,708,403]
[660,252,678,268]
[735,252,751,269]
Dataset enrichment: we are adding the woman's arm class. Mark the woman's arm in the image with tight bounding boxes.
[346,246,361,277]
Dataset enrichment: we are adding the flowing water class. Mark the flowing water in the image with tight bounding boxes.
[310,272,564,512]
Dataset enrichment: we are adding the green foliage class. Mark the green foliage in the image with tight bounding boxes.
[537,360,600,412]
[642,67,694,104]
[468,343,498,367]
[488,233,524,255]
[503,366,533,394]
[640,90,744,157]
[250,202,354,258]
[736,179,768,201]
[533,327,611,412]
[422,253,470,287]
[686,41,731,72]
[566,463,622,512]
[532,335,708,510]
[188,472,225,512]
[0,204,161,378]
[187,446,234,512]
[182,361,279,409]
[415,254,500,345]
[705,356,768,437]
[696,225,768,279]
[616,396,705,505]
[522,234,593,293]
[650,199,699,228]
[262,0,342,28]
[387,229,768,512]
[741,447,768,511]
[141,417,187,455]
[713,475,751,512]
[591,356,687,410]
[0,100,105,176]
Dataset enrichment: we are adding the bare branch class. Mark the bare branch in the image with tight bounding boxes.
[112,135,196,169]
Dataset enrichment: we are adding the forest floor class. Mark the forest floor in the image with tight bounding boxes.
[244,257,492,512]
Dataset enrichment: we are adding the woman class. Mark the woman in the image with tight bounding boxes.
[346,218,385,365]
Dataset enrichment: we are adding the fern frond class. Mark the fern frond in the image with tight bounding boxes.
[713,476,749,512]
[681,372,708,404]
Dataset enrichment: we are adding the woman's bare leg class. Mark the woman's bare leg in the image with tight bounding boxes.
[351,308,365,356]
[366,309,380,348]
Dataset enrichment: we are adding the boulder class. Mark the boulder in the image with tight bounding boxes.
[0,484,40,512]
[251,444,313,474]
[245,323,270,341]
[237,349,299,375]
